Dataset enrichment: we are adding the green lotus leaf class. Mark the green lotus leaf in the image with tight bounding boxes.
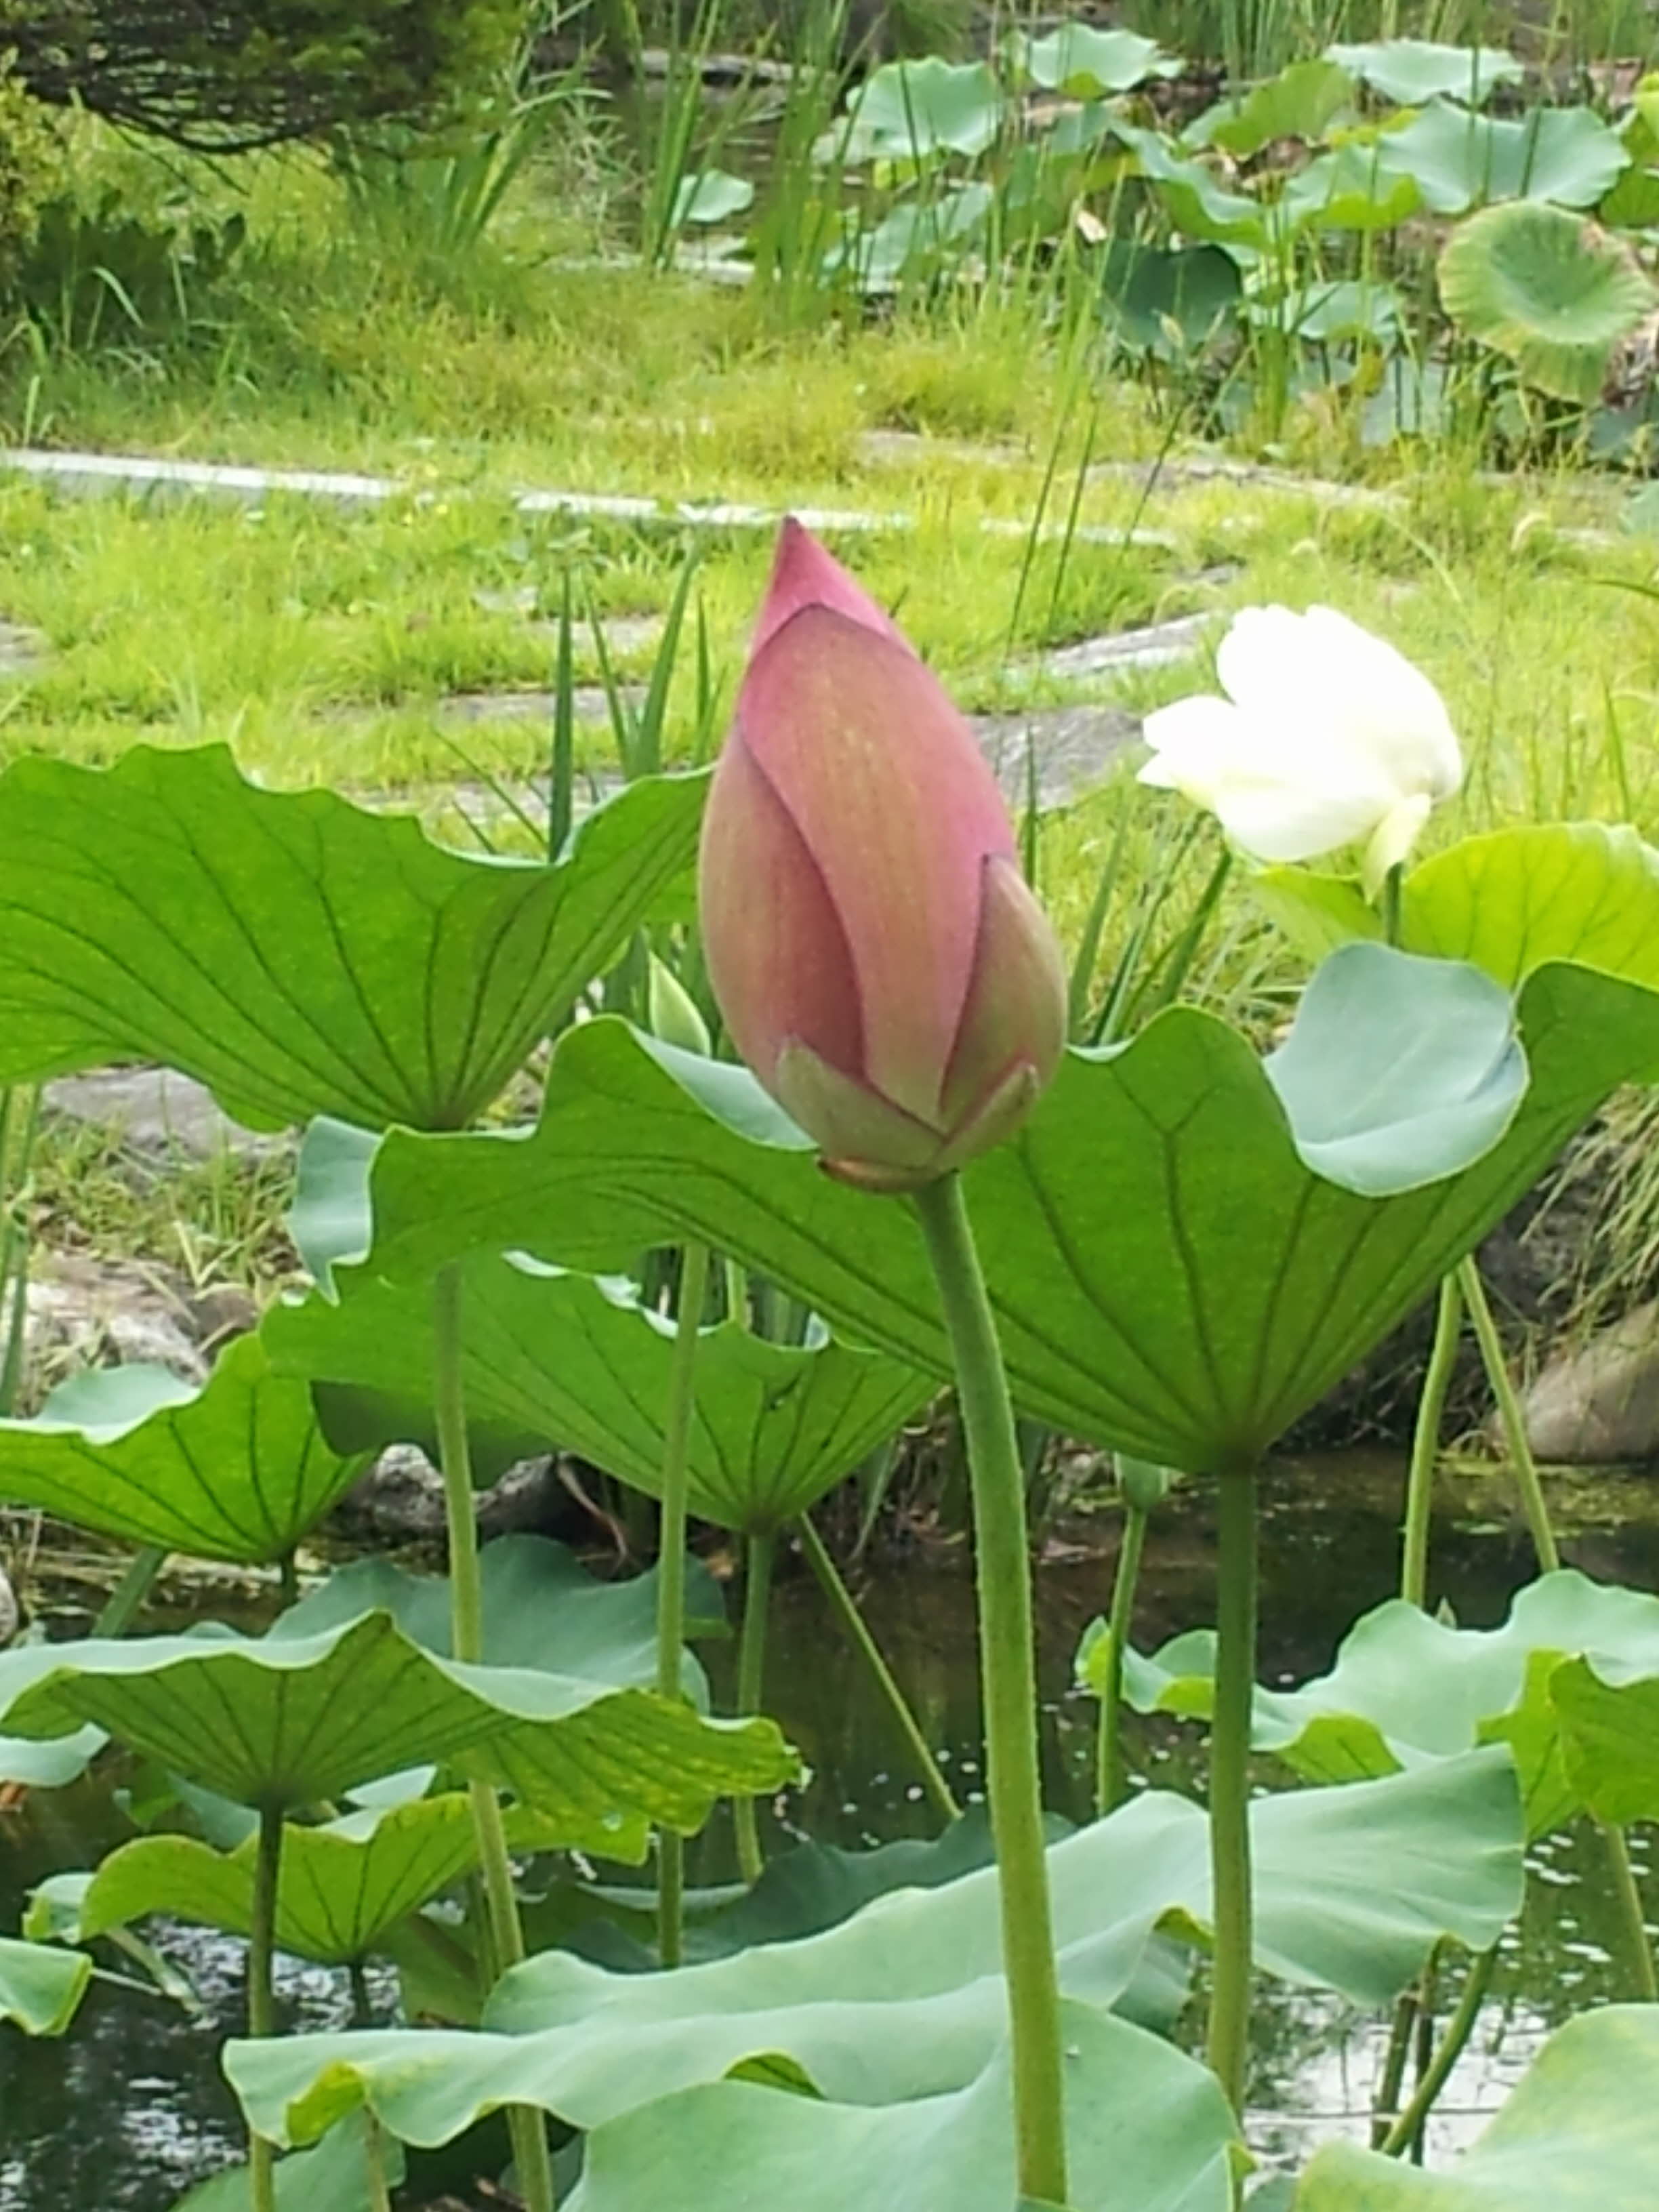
[0,1332,365,1563]
[1325,39,1523,108]
[565,2003,1237,2212]
[842,58,1005,163]
[0,1933,89,2035]
[264,1254,935,1536]
[1280,144,1421,232]
[1107,1569,1659,1837]
[1439,201,1655,403]
[225,1752,1520,2149]
[1294,2005,1659,2207]
[167,2121,405,2212]
[0,1610,793,1845]
[33,1793,548,1966]
[1194,59,1356,159]
[274,1534,726,1700]
[1254,823,1659,988]
[1383,101,1629,216]
[1017,26,1177,96]
[0,743,705,1130]
[1098,240,1242,356]
[1110,120,1267,247]
[348,939,1658,1471]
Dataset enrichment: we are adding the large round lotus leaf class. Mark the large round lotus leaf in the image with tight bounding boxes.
[1386,101,1629,215]
[1326,39,1521,107]
[1017,25,1176,96]
[1439,202,1655,403]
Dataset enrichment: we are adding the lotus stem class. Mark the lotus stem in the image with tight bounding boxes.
[1401,1273,1464,1608]
[796,1510,960,1826]
[733,1528,775,1885]
[247,1801,285,2212]
[912,1172,1067,2209]
[432,1264,556,2212]
[1370,1988,1419,2148]
[363,2111,394,2212]
[1601,1820,1658,2003]
[1096,1498,1149,1818]
[1457,1256,1559,1576]
[1379,1946,1498,2158]
[1205,1464,1258,2117]
[93,1544,167,1638]
[657,1240,710,1968]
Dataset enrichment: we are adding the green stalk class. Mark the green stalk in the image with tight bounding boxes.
[1096,1500,1149,1818]
[1401,1273,1464,1607]
[912,1173,1067,2208]
[656,1240,710,1968]
[1379,1947,1498,2158]
[363,2114,394,2212]
[1601,1819,1658,2002]
[1370,1989,1419,2148]
[94,1545,167,1637]
[1204,1465,1258,2116]
[432,1265,556,2212]
[1457,1256,1559,1574]
[796,1510,960,1826]
[732,1528,776,1885]
[247,1803,285,2212]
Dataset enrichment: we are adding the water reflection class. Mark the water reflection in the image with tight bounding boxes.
[1,1454,1654,2203]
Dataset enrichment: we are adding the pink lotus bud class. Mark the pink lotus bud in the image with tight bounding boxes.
[699,520,1067,1193]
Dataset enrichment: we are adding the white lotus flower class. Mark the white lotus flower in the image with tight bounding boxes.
[1139,605,1462,893]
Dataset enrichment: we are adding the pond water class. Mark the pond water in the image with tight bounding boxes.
[1,1453,1656,2207]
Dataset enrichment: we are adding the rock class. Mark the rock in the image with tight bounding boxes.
[25,1254,209,1396]
[1033,612,1215,679]
[0,619,47,676]
[1521,1300,1659,1462]
[333,1446,566,1546]
[45,1066,276,1162]
[970,703,1141,811]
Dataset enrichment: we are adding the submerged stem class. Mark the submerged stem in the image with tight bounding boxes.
[1380,1947,1498,2158]
[1401,1273,1464,1608]
[733,1528,776,1885]
[912,1172,1067,2209]
[796,1511,960,1826]
[1458,1256,1559,1575]
[1204,1466,1258,2116]
[247,1803,285,2212]
[432,1264,556,2212]
[1096,1501,1149,1818]
[656,1240,710,1968]
[1601,1820,1658,2003]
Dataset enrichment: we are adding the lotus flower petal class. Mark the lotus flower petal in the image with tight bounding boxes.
[699,729,863,1091]
[738,604,1015,1126]
[773,1040,942,1188]
[751,516,906,657]
[941,857,1067,1128]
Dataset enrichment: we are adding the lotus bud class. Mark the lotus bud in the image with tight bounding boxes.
[647,956,712,1058]
[1139,605,1462,895]
[699,520,1067,1193]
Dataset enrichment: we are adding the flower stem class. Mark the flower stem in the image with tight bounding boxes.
[912,1172,1067,2209]
[1205,1465,1258,2116]
[796,1510,960,1826]
[1096,1500,1149,1818]
[1380,1946,1497,2158]
[656,1240,710,1968]
[93,1544,167,1638]
[1401,1273,1464,1607]
[733,1528,775,1885]
[1601,1819,1658,2002]
[432,1265,556,2212]
[363,2114,394,2212]
[1458,1256,1559,1575]
[247,1801,285,2212]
